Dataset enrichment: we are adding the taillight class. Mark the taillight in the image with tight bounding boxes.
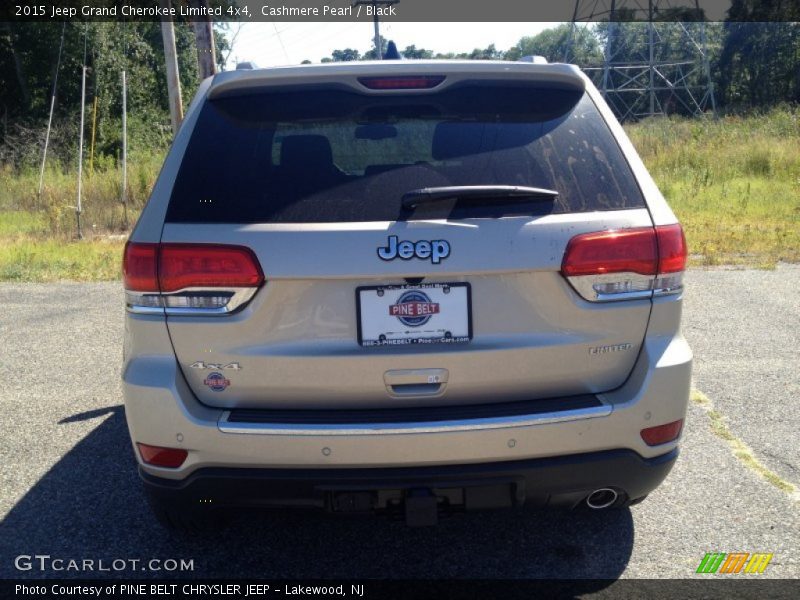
[653,223,687,295]
[137,443,188,468]
[123,242,264,315]
[358,75,446,90]
[158,244,263,292]
[561,224,687,302]
[123,242,159,292]
[641,419,684,446]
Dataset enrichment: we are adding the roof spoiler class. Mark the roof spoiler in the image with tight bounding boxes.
[209,61,585,99]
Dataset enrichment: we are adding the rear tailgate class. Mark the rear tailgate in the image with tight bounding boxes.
[162,213,652,409]
[158,65,655,409]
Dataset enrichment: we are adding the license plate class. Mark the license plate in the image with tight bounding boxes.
[357,283,472,347]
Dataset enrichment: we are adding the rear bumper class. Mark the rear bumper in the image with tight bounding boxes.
[141,448,678,511]
[123,311,691,480]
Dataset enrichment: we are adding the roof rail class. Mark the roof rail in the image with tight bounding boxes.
[518,56,548,64]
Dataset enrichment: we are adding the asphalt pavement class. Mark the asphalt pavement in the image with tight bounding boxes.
[0,268,798,580]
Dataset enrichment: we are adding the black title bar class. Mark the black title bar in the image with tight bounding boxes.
[4,579,800,600]
[3,0,800,23]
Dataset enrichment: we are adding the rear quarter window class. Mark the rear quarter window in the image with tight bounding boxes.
[165,84,644,223]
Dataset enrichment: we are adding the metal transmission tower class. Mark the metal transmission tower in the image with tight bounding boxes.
[566,0,717,121]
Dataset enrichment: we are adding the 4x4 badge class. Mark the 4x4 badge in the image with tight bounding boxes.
[377,235,450,264]
[189,361,242,370]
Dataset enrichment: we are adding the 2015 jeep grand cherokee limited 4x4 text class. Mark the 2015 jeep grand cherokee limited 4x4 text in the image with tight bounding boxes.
[122,59,691,529]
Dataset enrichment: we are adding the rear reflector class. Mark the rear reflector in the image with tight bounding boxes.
[641,419,684,446]
[561,224,687,301]
[137,443,188,468]
[123,242,264,314]
[358,75,446,90]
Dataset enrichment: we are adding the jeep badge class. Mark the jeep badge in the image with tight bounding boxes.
[377,236,451,264]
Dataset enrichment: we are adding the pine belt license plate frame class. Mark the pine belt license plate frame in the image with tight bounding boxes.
[356,282,472,347]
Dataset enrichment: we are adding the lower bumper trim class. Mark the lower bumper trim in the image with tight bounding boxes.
[140,448,678,512]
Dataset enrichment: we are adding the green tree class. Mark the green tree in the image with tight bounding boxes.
[402,45,433,59]
[506,24,602,65]
[331,48,361,62]
[468,44,503,60]
[362,35,388,60]
[717,20,800,108]
[434,44,503,61]
[0,21,217,166]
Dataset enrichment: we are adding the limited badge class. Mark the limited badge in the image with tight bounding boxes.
[203,372,231,392]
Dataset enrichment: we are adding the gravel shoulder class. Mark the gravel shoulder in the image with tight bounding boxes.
[0,272,798,579]
[683,265,800,489]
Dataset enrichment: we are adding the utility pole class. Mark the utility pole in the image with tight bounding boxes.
[121,70,129,229]
[372,5,381,60]
[161,0,183,135]
[76,61,86,240]
[89,95,98,172]
[37,21,66,205]
[75,24,88,240]
[352,0,399,59]
[191,0,216,79]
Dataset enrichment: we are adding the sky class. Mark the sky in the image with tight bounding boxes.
[226,22,556,68]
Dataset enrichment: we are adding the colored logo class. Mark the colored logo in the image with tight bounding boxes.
[203,372,231,392]
[389,290,440,327]
[377,236,451,264]
[696,552,773,574]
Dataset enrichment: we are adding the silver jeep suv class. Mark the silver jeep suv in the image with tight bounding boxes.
[122,59,691,528]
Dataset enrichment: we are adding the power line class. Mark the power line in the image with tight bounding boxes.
[271,21,291,64]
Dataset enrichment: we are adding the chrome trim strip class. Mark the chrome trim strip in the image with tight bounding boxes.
[126,305,165,316]
[593,289,654,302]
[653,287,683,297]
[568,272,655,302]
[164,304,236,316]
[126,287,257,316]
[216,403,612,436]
[567,272,684,302]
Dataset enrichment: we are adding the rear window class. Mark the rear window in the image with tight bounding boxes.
[165,84,645,224]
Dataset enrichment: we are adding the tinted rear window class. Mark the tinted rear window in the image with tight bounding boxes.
[165,84,644,223]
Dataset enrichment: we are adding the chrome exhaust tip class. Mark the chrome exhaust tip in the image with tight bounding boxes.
[586,488,618,510]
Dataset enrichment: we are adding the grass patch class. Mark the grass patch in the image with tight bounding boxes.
[626,107,800,267]
[691,390,797,496]
[0,108,798,281]
[0,236,124,282]
[0,210,47,237]
[0,154,158,282]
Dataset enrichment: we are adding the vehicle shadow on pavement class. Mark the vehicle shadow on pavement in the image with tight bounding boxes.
[0,407,633,582]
